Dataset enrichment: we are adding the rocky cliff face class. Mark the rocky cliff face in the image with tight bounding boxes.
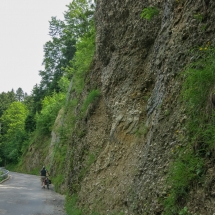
[23,0,215,214]
[62,0,215,215]
[63,0,215,214]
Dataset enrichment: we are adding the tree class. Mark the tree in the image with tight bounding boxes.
[38,0,95,96]
[28,0,95,115]
[16,87,25,101]
[64,0,95,39]
[0,90,16,118]
[39,37,76,94]
[31,84,45,113]
[39,10,79,96]
[24,113,36,133]
[0,101,28,163]
[1,101,28,137]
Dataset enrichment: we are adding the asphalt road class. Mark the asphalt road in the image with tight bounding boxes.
[0,172,66,215]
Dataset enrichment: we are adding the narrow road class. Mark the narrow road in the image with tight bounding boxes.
[0,172,66,215]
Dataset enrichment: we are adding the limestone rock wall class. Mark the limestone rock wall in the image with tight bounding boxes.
[63,0,215,214]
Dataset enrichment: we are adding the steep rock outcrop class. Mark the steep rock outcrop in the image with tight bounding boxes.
[67,0,215,214]
[23,0,215,214]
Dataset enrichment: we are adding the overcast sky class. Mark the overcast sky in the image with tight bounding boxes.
[0,0,72,95]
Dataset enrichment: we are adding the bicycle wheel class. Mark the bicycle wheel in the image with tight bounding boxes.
[47,182,49,189]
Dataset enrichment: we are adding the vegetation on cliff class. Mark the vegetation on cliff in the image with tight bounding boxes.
[164,45,215,214]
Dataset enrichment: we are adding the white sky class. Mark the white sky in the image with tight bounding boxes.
[0,0,72,95]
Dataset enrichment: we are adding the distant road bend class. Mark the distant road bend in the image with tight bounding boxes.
[0,172,66,215]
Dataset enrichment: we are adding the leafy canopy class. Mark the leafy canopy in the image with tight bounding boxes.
[1,101,28,137]
[36,92,66,134]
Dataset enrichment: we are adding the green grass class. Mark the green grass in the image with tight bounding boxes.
[163,45,215,214]
[78,153,96,181]
[65,194,82,215]
[65,193,101,215]
[81,89,100,115]
[164,150,204,214]
[65,193,124,215]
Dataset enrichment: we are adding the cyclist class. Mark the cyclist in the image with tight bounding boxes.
[40,166,49,188]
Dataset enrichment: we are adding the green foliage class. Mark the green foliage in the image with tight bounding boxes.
[78,153,96,180]
[140,7,159,20]
[164,150,204,214]
[53,174,65,191]
[193,13,203,22]
[0,102,28,164]
[38,0,95,100]
[163,45,215,214]
[65,194,83,215]
[36,92,66,134]
[31,84,44,113]
[184,44,215,109]
[1,102,28,137]
[64,0,95,39]
[0,170,3,181]
[0,90,16,118]
[179,207,191,215]
[39,36,76,95]
[2,130,28,163]
[58,76,70,93]
[16,87,25,101]
[28,0,95,128]
[201,24,207,32]
[81,89,100,114]
[51,138,67,177]
[65,26,96,93]
[65,193,101,215]
[57,99,78,140]
[24,113,36,133]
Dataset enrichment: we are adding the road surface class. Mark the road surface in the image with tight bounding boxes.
[0,172,66,215]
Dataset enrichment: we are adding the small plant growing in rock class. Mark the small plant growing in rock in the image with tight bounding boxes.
[136,124,148,137]
[143,95,149,101]
[140,7,159,20]
[81,89,100,114]
[201,24,207,32]
[164,109,170,116]
[193,13,203,22]
[179,207,191,215]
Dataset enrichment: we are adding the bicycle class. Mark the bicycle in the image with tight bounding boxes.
[43,176,51,189]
